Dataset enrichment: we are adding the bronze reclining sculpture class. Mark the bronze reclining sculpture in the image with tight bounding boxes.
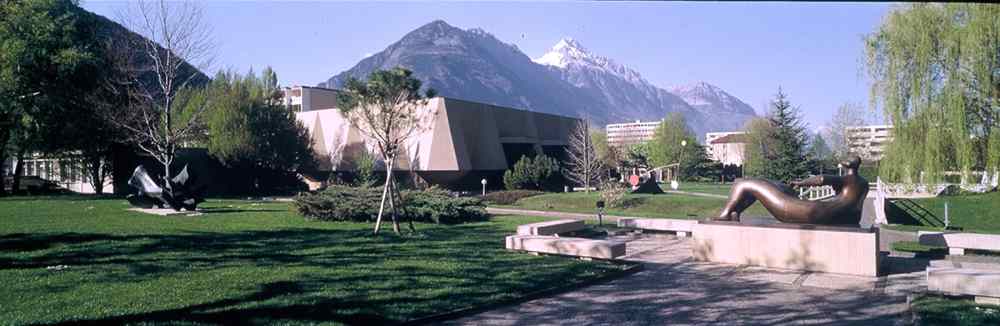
[717,156,868,226]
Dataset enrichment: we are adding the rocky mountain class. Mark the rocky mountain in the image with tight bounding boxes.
[532,38,697,125]
[669,81,758,133]
[320,20,754,141]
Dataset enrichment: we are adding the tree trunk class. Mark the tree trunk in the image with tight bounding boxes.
[397,183,416,232]
[11,149,26,195]
[373,156,395,235]
[0,140,7,197]
[88,155,104,195]
[162,158,172,196]
[387,175,401,234]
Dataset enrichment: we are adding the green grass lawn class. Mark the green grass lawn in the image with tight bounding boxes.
[884,191,1000,234]
[671,182,733,196]
[911,294,1000,325]
[0,196,627,325]
[500,191,769,219]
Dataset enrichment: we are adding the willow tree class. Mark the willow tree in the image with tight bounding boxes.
[337,68,436,235]
[742,117,774,178]
[866,4,1000,182]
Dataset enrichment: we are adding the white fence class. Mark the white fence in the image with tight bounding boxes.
[798,186,836,201]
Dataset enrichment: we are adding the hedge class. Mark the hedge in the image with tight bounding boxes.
[294,185,487,224]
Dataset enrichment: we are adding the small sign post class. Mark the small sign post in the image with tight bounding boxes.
[596,200,605,226]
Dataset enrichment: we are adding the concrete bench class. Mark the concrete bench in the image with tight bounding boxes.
[516,219,586,236]
[927,260,1000,305]
[617,218,697,237]
[917,231,1000,255]
[505,235,626,260]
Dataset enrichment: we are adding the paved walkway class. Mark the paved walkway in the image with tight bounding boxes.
[448,234,925,325]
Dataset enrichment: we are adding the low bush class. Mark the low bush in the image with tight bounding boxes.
[293,185,382,222]
[294,185,486,224]
[404,188,488,224]
[481,190,545,205]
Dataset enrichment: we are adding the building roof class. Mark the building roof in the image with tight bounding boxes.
[709,133,749,144]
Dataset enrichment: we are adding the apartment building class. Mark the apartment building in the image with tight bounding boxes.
[846,125,893,161]
[706,131,748,166]
[605,120,661,147]
[282,85,340,112]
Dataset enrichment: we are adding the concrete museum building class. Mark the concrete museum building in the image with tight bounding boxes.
[286,86,582,190]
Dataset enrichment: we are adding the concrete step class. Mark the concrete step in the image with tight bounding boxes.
[505,235,626,260]
[927,266,1000,298]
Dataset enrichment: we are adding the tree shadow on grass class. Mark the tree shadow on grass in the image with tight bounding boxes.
[4,222,624,325]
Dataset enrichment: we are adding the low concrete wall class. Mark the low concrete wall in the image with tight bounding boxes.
[505,235,625,259]
[516,219,585,236]
[692,221,880,276]
[617,218,697,236]
[918,231,1000,253]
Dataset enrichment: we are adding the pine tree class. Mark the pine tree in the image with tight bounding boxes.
[763,88,810,182]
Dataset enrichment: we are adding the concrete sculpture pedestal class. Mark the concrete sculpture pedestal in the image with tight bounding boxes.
[692,221,879,277]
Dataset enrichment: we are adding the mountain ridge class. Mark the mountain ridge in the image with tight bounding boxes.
[319,20,755,140]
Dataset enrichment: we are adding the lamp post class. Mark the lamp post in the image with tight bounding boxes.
[677,140,687,188]
[481,178,487,196]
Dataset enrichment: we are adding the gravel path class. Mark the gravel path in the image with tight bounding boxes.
[448,235,923,325]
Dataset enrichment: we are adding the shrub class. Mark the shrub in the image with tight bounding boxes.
[293,185,382,222]
[600,180,629,208]
[503,155,561,191]
[294,185,487,224]
[481,190,545,205]
[403,188,488,224]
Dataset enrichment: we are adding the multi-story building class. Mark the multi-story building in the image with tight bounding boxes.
[705,131,747,166]
[845,125,893,161]
[282,85,339,112]
[2,153,113,194]
[605,120,661,147]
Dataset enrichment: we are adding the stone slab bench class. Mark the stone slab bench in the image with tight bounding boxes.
[505,235,626,260]
[918,231,1000,255]
[927,260,1000,305]
[516,219,586,236]
[617,218,697,237]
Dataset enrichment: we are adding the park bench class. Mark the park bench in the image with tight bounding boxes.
[516,219,586,236]
[917,231,1000,255]
[617,218,697,237]
[926,258,1000,305]
[505,235,626,260]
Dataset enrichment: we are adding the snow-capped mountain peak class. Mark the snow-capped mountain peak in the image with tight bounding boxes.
[670,81,756,115]
[533,38,644,84]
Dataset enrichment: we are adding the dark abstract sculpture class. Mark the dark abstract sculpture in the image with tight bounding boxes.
[717,156,869,225]
[126,164,205,211]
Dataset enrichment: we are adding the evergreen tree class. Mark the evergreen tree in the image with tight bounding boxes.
[762,88,810,181]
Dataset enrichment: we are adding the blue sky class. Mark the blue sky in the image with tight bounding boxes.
[82,1,891,129]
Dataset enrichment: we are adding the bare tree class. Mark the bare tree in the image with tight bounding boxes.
[101,0,214,197]
[823,102,875,160]
[564,121,603,193]
[337,68,436,235]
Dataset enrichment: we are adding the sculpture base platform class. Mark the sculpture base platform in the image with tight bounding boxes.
[692,221,879,277]
[128,208,202,216]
